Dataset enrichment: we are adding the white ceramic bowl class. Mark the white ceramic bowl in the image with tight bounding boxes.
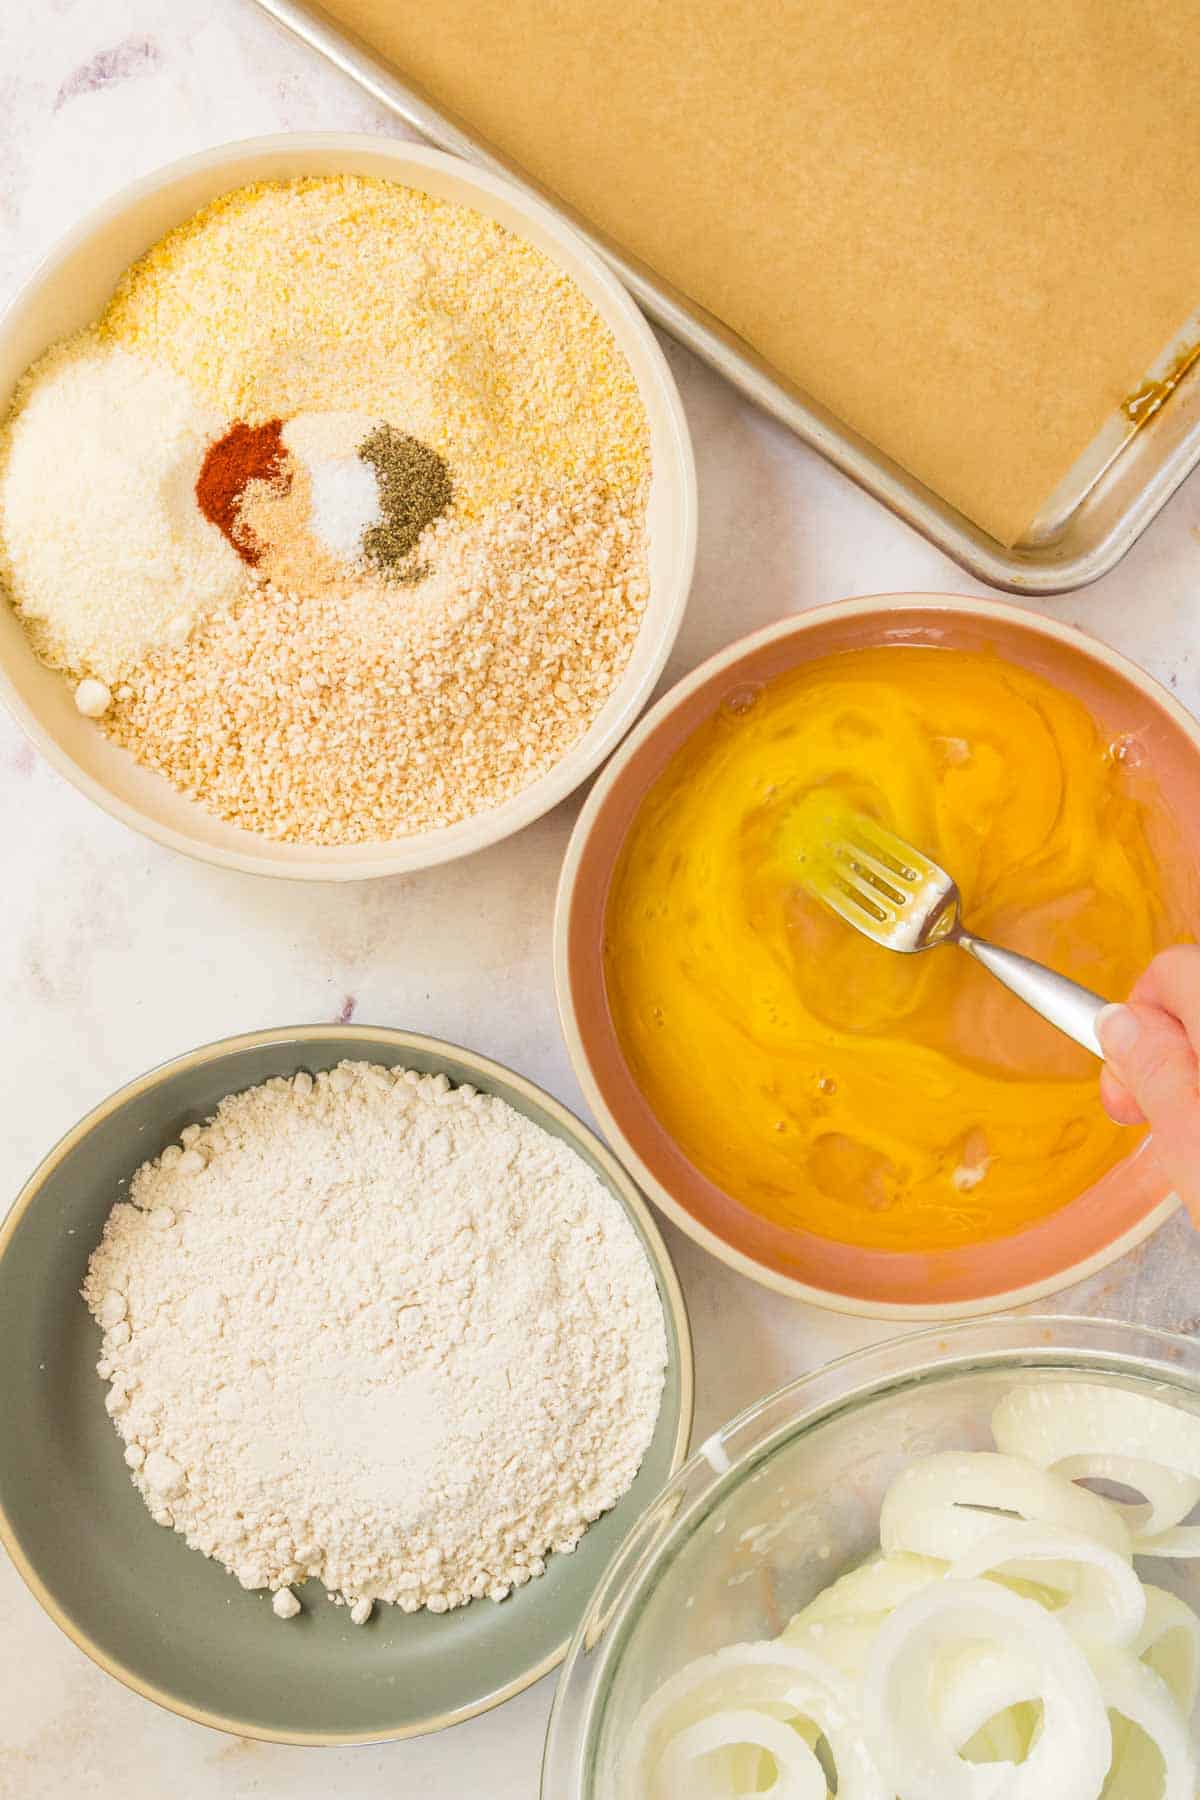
[0,134,696,880]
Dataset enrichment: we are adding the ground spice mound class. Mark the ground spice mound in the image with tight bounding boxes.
[195,418,289,565]
[360,422,452,581]
[103,480,648,843]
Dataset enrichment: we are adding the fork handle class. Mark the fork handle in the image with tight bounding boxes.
[957,935,1107,1057]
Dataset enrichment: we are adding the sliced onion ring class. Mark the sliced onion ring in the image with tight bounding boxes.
[622,1642,888,1800]
[950,1521,1146,1646]
[1051,1453,1200,1539]
[660,1709,828,1799]
[1136,1523,1200,1559]
[880,1452,1131,1561]
[785,1551,946,1629]
[1133,1585,1200,1713]
[933,1643,1040,1753]
[964,1699,1036,1771]
[1090,1648,1197,1800]
[863,1577,1111,1800]
[958,1700,1033,1770]
[782,1614,880,1678]
[993,1383,1200,1484]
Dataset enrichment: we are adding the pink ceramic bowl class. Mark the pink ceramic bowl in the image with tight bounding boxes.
[554,595,1200,1318]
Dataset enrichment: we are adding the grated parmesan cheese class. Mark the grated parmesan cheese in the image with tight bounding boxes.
[0,335,245,683]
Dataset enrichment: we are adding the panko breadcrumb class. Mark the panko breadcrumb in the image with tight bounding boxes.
[104,481,648,843]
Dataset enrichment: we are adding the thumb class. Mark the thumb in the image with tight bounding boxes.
[1097,1002,1200,1220]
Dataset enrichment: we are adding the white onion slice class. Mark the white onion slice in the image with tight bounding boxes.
[622,1642,888,1800]
[935,1656,1043,1771]
[1102,1716,1144,1800]
[782,1614,880,1678]
[1137,1523,1200,1559]
[786,1551,947,1628]
[1090,1648,1197,1800]
[950,1522,1146,1646]
[993,1383,1200,1484]
[725,1715,820,1796]
[959,1704,1033,1770]
[726,1738,771,1798]
[960,1700,1039,1770]
[660,1710,828,1800]
[880,1452,1131,1561]
[1133,1585,1200,1713]
[933,1644,1040,1752]
[863,1577,1111,1800]
[1051,1453,1200,1539]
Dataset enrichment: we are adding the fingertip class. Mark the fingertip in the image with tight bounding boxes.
[1105,1006,1200,1152]
[1096,1002,1139,1059]
[1099,1065,1145,1126]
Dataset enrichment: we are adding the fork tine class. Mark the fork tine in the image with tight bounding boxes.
[794,805,954,952]
[844,821,939,885]
[825,870,895,926]
[834,841,908,908]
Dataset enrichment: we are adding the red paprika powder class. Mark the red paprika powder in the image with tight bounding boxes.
[196,419,289,564]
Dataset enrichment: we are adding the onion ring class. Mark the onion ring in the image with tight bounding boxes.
[862,1577,1111,1800]
[950,1522,1145,1646]
[959,1700,1038,1770]
[1136,1523,1200,1559]
[785,1551,946,1628]
[782,1615,880,1678]
[659,1710,829,1799]
[623,1641,888,1800]
[880,1452,1130,1561]
[992,1383,1200,1484]
[1050,1454,1200,1540]
[1090,1648,1197,1800]
[1133,1585,1200,1713]
[932,1643,1040,1754]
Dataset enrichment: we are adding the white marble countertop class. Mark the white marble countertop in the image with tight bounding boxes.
[2,2,1200,1793]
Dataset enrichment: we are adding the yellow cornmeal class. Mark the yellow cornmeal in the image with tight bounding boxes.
[100,176,647,519]
[604,648,1182,1253]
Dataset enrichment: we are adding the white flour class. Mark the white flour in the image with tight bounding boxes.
[83,1062,667,1619]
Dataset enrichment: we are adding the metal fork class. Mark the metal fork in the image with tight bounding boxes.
[800,811,1109,1056]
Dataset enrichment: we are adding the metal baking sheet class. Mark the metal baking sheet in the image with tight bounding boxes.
[252,0,1200,596]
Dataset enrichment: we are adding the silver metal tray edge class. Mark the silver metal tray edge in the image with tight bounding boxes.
[251,0,1200,597]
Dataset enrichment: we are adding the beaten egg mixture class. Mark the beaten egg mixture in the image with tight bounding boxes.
[604,647,1176,1251]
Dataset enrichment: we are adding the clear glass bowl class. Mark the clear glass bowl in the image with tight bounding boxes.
[542,1316,1200,1797]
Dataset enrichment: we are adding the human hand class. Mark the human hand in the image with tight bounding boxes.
[1097,946,1200,1223]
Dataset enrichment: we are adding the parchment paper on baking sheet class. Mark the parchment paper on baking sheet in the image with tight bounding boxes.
[306,0,1200,549]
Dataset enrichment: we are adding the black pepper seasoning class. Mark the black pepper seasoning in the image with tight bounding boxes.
[358,424,453,583]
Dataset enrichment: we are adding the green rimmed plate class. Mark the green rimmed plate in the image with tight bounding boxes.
[0,1025,693,1744]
